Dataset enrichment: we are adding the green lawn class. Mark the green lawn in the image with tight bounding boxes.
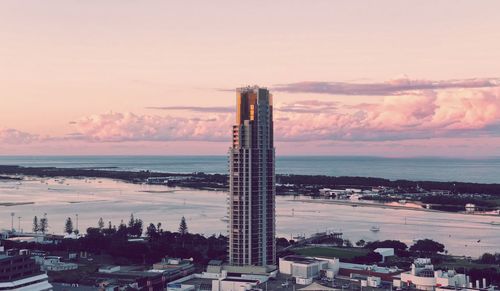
[293,246,369,259]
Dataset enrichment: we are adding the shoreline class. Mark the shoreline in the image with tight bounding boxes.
[292,199,500,218]
[0,164,499,215]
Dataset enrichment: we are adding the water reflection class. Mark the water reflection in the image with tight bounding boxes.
[0,177,498,257]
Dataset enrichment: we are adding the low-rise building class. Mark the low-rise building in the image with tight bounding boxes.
[396,258,467,291]
[339,262,401,282]
[36,256,78,272]
[279,255,340,284]
[374,248,394,262]
[166,274,265,291]
[152,257,195,275]
[0,253,53,290]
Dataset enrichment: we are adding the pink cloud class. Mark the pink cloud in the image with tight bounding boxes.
[65,88,500,143]
[0,128,39,144]
[273,77,500,96]
[1,88,499,150]
[73,112,232,142]
[274,88,500,141]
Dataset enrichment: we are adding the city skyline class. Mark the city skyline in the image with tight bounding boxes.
[1,1,500,156]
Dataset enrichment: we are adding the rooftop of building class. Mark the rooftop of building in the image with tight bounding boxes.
[171,277,213,290]
[237,85,267,92]
[436,287,491,291]
[281,255,324,265]
[208,259,223,266]
[221,277,260,283]
[339,262,401,274]
[0,254,10,260]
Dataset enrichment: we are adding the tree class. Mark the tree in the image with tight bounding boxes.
[116,220,128,238]
[98,217,104,229]
[179,216,188,235]
[146,223,158,239]
[32,216,39,233]
[64,217,74,234]
[352,252,383,264]
[39,217,48,234]
[132,218,143,237]
[410,239,445,254]
[479,253,496,264]
[365,240,408,251]
[276,237,291,247]
[356,239,366,247]
[128,213,135,228]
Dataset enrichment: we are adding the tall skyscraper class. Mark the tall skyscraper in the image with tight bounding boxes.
[228,86,276,267]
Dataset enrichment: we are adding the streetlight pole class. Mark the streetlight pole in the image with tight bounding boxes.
[75,213,79,234]
[18,216,21,233]
[10,212,15,232]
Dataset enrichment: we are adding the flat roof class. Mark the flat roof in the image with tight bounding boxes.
[340,262,401,274]
[0,254,11,260]
[221,278,259,283]
[282,255,322,265]
[208,259,223,266]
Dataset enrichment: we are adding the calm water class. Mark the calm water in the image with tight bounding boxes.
[0,155,499,183]
[0,177,498,257]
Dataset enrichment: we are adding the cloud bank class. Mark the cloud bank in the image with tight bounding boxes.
[0,128,39,144]
[73,112,232,142]
[58,87,499,143]
[1,80,499,154]
[273,77,500,96]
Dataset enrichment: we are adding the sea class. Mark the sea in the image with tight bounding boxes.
[0,155,499,183]
[0,155,499,258]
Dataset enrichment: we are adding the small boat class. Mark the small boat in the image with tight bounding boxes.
[220,216,229,222]
[370,226,380,232]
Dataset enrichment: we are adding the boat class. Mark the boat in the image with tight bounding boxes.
[220,216,229,222]
[370,226,380,232]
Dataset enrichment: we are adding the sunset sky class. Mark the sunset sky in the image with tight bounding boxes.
[1,0,500,156]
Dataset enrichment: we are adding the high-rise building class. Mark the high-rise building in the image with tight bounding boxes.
[228,86,276,267]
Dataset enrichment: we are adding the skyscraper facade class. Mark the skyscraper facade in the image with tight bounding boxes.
[228,86,276,267]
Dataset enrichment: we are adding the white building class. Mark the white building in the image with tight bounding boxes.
[361,276,382,288]
[35,256,78,272]
[279,255,340,284]
[166,273,264,291]
[374,248,395,262]
[396,258,467,291]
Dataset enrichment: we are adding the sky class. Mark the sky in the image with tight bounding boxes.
[1,0,500,156]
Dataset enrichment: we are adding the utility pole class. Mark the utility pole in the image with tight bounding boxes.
[18,216,21,233]
[75,213,79,234]
[10,212,15,232]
